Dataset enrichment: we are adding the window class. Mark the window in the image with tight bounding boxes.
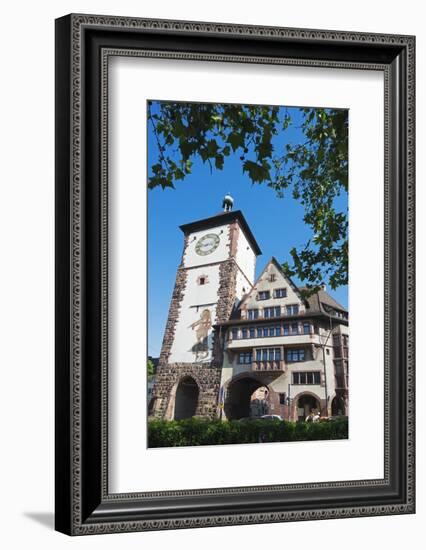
[241,328,248,339]
[238,352,252,364]
[274,288,287,298]
[249,327,255,338]
[257,327,262,338]
[286,348,305,362]
[291,322,299,334]
[231,328,239,340]
[258,291,270,300]
[292,371,321,384]
[283,324,290,336]
[286,304,299,315]
[303,322,311,335]
[274,325,281,336]
[269,274,276,282]
[197,274,209,285]
[247,309,259,320]
[279,393,286,405]
[257,348,281,361]
[264,306,281,318]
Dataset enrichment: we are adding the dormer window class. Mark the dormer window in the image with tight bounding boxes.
[274,288,287,298]
[257,291,270,301]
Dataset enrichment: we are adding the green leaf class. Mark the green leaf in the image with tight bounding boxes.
[228,132,244,151]
[215,155,224,170]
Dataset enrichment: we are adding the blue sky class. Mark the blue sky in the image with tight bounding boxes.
[148,103,348,357]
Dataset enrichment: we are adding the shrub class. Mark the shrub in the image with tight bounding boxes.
[147,417,348,447]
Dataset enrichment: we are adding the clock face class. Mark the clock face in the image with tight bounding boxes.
[195,233,220,256]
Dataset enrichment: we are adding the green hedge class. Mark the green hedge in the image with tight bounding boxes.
[148,417,348,447]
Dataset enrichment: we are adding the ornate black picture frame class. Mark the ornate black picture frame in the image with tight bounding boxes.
[55,14,415,535]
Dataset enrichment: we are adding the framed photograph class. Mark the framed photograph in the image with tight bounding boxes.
[55,14,415,535]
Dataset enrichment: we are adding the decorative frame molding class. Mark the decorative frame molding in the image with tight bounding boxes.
[55,13,415,535]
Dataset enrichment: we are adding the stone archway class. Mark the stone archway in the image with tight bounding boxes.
[224,375,270,420]
[292,392,320,422]
[250,386,269,418]
[147,397,156,416]
[331,395,346,416]
[173,376,199,420]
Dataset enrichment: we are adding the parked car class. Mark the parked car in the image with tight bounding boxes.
[260,415,283,421]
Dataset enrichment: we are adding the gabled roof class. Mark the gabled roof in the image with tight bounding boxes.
[302,287,347,314]
[179,210,262,255]
[269,257,307,304]
[233,256,347,319]
[237,256,307,309]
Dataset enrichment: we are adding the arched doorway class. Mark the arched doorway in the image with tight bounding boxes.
[147,397,156,416]
[174,377,199,420]
[250,386,269,417]
[296,394,320,422]
[225,376,269,420]
[331,395,346,416]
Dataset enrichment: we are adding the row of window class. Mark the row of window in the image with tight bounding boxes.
[247,304,299,318]
[292,371,321,385]
[332,334,349,359]
[232,322,311,340]
[237,348,306,364]
[333,334,349,346]
[257,288,287,300]
[334,347,349,359]
[324,305,348,320]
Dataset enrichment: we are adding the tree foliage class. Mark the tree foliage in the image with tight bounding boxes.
[148,102,348,290]
[147,358,155,377]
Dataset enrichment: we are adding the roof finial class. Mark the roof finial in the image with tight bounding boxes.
[222,192,234,212]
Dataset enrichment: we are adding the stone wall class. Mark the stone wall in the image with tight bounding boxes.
[158,267,188,366]
[151,362,222,420]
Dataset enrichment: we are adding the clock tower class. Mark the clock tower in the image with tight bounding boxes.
[151,197,261,420]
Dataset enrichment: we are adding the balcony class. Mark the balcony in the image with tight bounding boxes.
[227,333,321,349]
[251,360,286,372]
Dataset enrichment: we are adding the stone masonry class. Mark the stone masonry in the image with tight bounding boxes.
[151,362,222,419]
[158,266,188,366]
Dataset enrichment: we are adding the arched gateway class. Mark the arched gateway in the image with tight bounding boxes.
[295,393,320,421]
[173,376,199,420]
[224,375,271,420]
[331,395,346,416]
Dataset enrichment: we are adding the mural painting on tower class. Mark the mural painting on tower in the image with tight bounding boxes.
[147,100,349,447]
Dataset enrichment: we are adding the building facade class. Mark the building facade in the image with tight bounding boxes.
[150,201,348,422]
